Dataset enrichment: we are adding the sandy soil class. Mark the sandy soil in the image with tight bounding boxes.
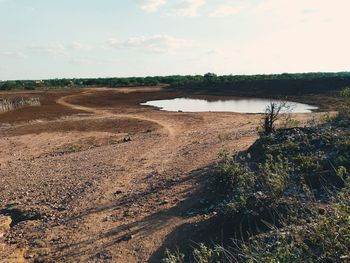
[0,87,316,262]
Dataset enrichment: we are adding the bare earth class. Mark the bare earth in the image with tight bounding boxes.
[0,87,314,262]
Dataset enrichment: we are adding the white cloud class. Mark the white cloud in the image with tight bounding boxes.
[107,38,120,46]
[108,34,190,53]
[136,0,166,12]
[27,42,92,57]
[28,43,66,56]
[254,0,311,14]
[253,0,350,25]
[69,58,92,65]
[210,3,244,17]
[206,48,222,55]
[69,42,91,51]
[0,51,27,59]
[169,0,205,17]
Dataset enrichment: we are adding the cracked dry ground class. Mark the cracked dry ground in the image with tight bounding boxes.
[0,87,259,262]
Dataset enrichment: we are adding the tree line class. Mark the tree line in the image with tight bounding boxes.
[1,72,350,94]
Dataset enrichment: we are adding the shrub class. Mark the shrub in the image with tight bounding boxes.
[280,117,301,129]
[214,154,256,205]
[337,87,350,120]
[163,249,185,263]
[261,101,292,135]
[260,155,292,196]
[193,243,221,263]
[163,244,225,263]
[294,154,322,173]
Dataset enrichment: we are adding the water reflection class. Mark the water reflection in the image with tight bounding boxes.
[141,98,318,113]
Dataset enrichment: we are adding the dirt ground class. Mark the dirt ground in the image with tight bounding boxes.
[0,87,320,262]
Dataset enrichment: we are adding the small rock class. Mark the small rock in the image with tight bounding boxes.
[122,234,133,241]
[96,251,112,260]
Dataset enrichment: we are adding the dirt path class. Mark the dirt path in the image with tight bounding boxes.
[56,90,177,138]
[0,87,260,262]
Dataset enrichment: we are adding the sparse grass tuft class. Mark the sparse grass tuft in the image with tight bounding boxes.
[122,134,132,142]
[64,143,82,153]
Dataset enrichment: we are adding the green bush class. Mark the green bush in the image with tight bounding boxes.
[337,87,350,120]
[281,117,301,129]
[163,244,226,263]
[294,154,322,173]
[260,155,292,195]
[163,249,185,263]
[214,154,256,206]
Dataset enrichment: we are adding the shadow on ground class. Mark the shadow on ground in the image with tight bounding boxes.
[46,162,221,262]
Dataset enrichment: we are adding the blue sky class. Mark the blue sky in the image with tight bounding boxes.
[0,0,349,80]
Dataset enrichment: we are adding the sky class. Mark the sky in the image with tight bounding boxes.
[0,0,350,80]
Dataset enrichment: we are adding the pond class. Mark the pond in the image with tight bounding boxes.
[141,98,318,113]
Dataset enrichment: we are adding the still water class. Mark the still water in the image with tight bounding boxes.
[141,98,318,113]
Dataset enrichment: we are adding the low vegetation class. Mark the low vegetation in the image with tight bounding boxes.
[163,88,350,262]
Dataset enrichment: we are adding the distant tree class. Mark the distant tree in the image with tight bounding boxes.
[204,72,217,84]
[0,82,19,90]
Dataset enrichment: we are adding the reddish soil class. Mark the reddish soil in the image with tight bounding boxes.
[0,89,85,124]
[0,87,317,262]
